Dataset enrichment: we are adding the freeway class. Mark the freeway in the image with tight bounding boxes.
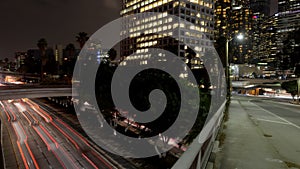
[234,96,300,166]
[33,125,79,169]
[31,99,139,169]
[1,100,63,168]
[0,99,117,169]
[12,122,39,169]
[4,102,39,169]
[27,99,115,168]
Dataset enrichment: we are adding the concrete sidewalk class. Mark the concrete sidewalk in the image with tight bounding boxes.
[214,99,288,169]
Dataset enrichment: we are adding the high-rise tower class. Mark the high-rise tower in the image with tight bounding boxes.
[275,0,300,69]
[120,0,215,69]
[229,1,253,63]
[250,0,270,62]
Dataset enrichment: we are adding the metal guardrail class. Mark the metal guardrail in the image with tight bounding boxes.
[172,100,226,169]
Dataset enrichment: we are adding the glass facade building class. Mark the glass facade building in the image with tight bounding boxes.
[229,2,253,64]
[120,0,215,69]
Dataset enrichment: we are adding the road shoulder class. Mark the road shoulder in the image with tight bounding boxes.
[214,99,288,169]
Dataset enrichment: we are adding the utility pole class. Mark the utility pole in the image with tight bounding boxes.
[297,78,300,104]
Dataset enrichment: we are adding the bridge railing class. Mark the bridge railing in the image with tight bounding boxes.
[172,100,226,169]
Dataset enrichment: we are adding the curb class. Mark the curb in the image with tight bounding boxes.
[205,100,230,169]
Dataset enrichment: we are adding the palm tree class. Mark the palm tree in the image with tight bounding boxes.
[107,48,117,61]
[76,32,89,49]
[37,38,48,81]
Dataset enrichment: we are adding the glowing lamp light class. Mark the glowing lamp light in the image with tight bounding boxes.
[237,34,244,40]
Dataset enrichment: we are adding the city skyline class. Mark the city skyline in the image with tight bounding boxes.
[0,0,121,60]
[0,0,300,169]
[0,0,278,60]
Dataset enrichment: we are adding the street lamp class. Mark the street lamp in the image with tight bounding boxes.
[226,33,244,98]
[237,34,244,40]
[297,78,300,104]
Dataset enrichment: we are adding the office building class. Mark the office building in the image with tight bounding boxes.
[252,15,278,67]
[214,0,231,67]
[228,1,253,63]
[250,0,271,62]
[54,44,64,66]
[215,0,231,40]
[273,0,300,69]
[278,0,299,13]
[15,51,27,69]
[120,0,215,69]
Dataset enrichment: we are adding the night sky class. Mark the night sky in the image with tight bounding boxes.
[0,0,121,60]
[0,0,278,60]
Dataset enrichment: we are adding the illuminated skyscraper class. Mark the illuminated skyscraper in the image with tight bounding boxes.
[278,0,299,12]
[214,0,231,67]
[255,15,278,65]
[250,0,271,62]
[120,0,215,69]
[255,0,300,69]
[15,51,27,69]
[215,0,231,40]
[250,0,270,16]
[275,0,300,69]
[229,1,253,63]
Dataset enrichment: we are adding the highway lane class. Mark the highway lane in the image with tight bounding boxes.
[24,99,116,169]
[0,102,23,168]
[4,101,39,169]
[33,125,79,169]
[21,100,100,169]
[30,98,139,169]
[3,100,63,169]
[235,96,300,166]
[1,99,99,169]
[12,121,39,169]
[1,101,17,122]
[53,119,113,169]
[252,99,300,127]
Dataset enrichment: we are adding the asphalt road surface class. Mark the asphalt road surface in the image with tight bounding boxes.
[236,96,300,166]
[0,99,117,169]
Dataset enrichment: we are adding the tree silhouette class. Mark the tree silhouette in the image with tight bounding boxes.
[282,80,298,100]
[76,32,89,49]
[107,48,117,61]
